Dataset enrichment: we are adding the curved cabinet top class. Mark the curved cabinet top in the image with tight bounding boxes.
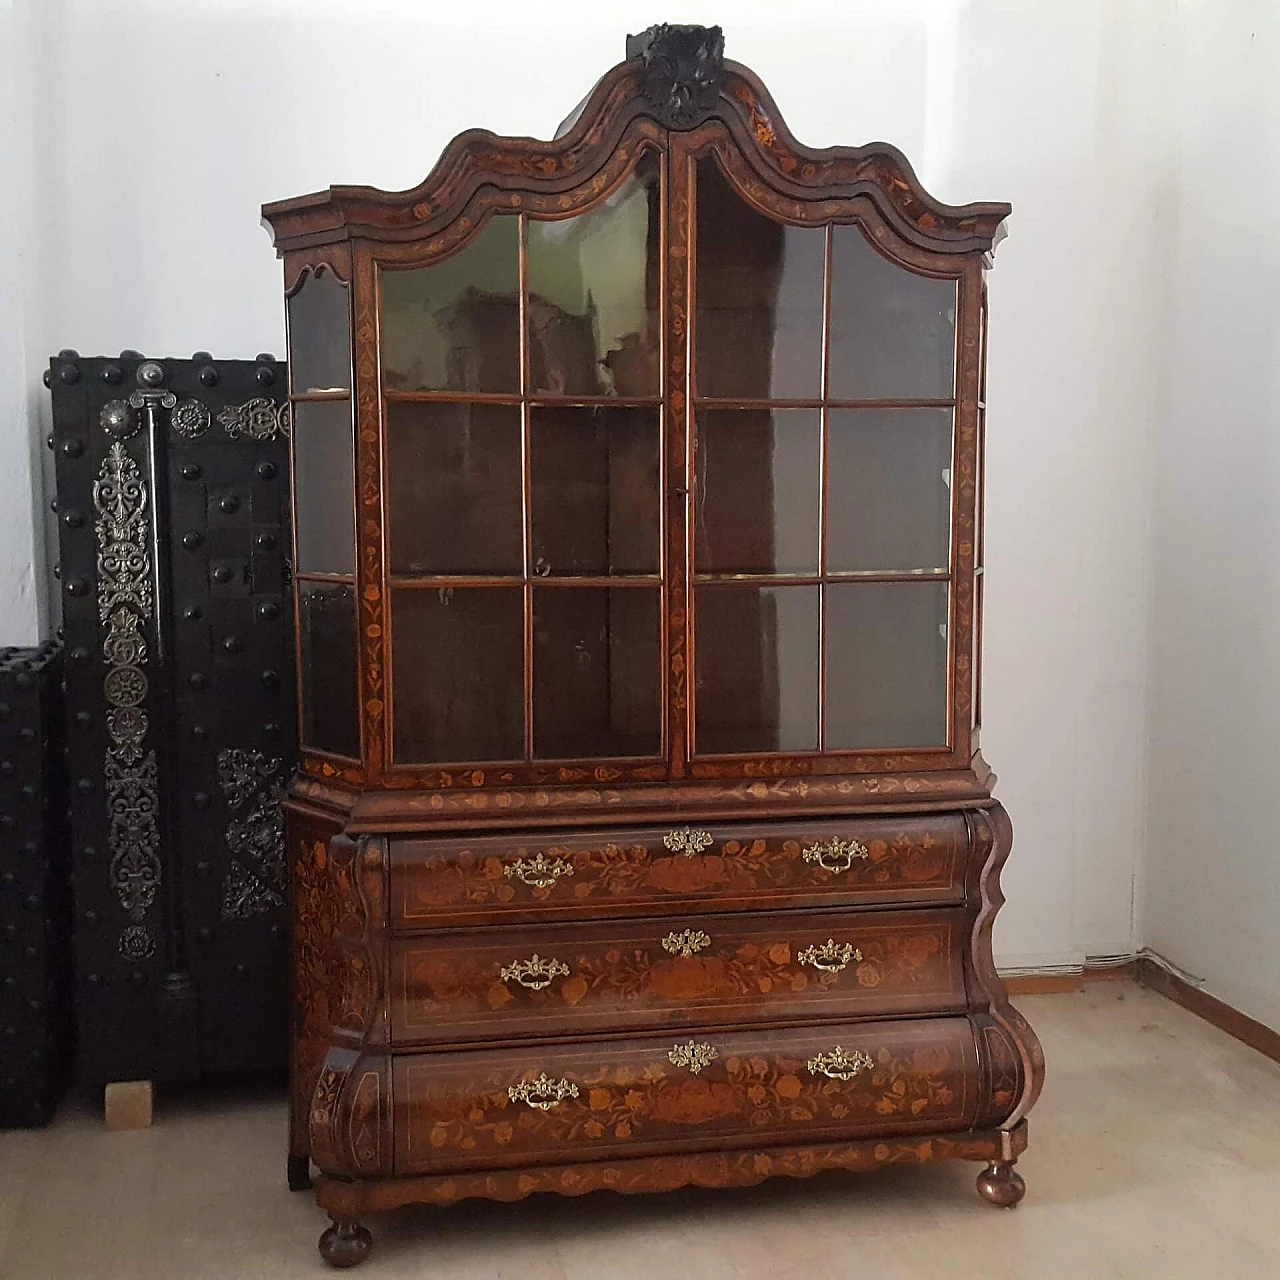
[261,24,1009,258]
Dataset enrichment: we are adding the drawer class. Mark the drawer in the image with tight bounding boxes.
[394,1016,978,1175]
[390,814,968,928]
[390,907,967,1046]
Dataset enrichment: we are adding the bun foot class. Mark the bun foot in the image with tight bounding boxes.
[319,1217,372,1268]
[287,1153,311,1192]
[976,1160,1026,1208]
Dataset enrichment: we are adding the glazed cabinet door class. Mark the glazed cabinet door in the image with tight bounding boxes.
[377,150,668,776]
[684,146,961,768]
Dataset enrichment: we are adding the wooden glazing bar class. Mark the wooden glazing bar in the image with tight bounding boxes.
[388,575,664,589]
[693,397,956,410]
[519,213,535,762]
[818,223,833,752]
[693,571,952,586]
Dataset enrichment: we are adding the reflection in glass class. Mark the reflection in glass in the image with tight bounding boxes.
[299,582,360,758]
[826,409,953,572]
[694,585,818,753]
[292,399,355,575]
[695,409,820,574]
[527,154,660,397]
[380,217,520,393]
[387,402,522,575]
[530,407,660,576]
[533,587,661,758]
[392,587,523,763]
[287,269,351,394]
[695,158,825,399]
[828,226,956,399]
[825,582,949,749]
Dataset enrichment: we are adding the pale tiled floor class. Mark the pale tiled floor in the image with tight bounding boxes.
[2,984,1279,1279]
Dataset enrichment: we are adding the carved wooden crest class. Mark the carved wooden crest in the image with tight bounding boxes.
[626,23,726,129]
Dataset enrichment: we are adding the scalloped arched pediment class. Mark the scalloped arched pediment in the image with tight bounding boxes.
[263,25,1008,258]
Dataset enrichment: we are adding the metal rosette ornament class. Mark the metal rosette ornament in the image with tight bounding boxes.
[93,422,161,961]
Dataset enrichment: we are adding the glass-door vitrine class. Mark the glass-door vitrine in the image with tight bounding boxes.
[272,57,991,790]
[690,154,956,758]
[378,151,665,767]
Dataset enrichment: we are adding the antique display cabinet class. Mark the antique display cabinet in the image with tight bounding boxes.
[264,24,1043,1267]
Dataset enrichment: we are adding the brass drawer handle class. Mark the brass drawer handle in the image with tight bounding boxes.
[668,1041,719,1074]
[798,939,861,973]
[663,826,714,856]
[807,1045,874,1080]
[503,852,574,889]
[500,954,570,991]
[802,836,870,875]
[662,928,711,957]
[508,1073,579,1111]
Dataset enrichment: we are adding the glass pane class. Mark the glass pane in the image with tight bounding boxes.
[299,582,360,758]
[826,409,952,572]
[695,409,820,574]
[287,269,351,394]
[694,585,818,753]
[828,226,956,400]
[392,587,523,763]
[530,407,659,576]
[387,402,522,576]
[292,399,355,575]
[533,587,661,758]
[695,158,824,399]
[825,582,949,749]
[380,217,520,393]
[527,153,660,396]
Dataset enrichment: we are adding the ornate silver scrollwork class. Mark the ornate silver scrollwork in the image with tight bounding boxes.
[170,398,211,439]
[217,748,286,920]
[95,440,161,960]
[94,443,152,622]
[218,397,283,442]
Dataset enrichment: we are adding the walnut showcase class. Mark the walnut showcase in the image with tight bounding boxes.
[262,23,1044,1267]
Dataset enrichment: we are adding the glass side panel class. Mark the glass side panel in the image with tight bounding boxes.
[694,158,825,399]
[527,153,661,397]
[532,587,661,758]
[825,581,949,749]
[828,226,956,400]
[391,587,523,763]
[695,408,820,574]
[694,585,819,753]
[299,582,360,758]
[292,399,355,575]
[530,406,660,576]
[826,408,953,572]
[380,217,520,393]
[287,269,351,394]
[386,401,523,576]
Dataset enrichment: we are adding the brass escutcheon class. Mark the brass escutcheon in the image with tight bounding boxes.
[661,928,712,957]
[801,836,870,875]
[663,826,714,856]
[499,954,570,990]
[667,1040,719,1075]
[507,1073,580,1110]
[797,939,861,973]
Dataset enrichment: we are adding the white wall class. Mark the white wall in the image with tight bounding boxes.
[3,0,1231,976]
[1143,2,1280,1030]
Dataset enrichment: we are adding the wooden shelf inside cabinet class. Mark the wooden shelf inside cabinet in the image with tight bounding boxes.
[263,20,1041,1269]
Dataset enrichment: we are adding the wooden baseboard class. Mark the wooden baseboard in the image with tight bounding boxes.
[1135,957,1280,1066]
[1002,961,1136,995]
